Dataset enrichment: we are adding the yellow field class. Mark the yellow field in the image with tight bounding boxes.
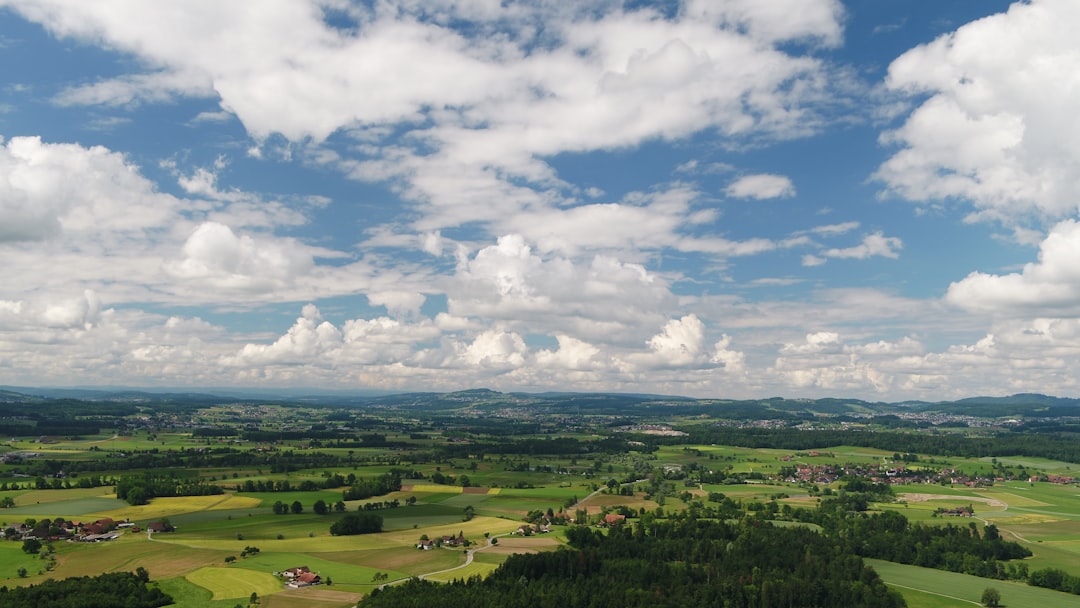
[186,566,282,600]
[88,494,263,521]
[54,535,227,580]
[404,484,462,493]
[424,561,498,582]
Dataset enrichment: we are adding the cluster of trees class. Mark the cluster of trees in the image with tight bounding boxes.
[329,513,383,536]
[365,519,904,607]
[1028,567,1080,595]
[818,511,1031,578]
[680,427,1080,464]
[115,473,223,506]
[237,474,349,493]
[0,570,170,608]
[341,472,402,501]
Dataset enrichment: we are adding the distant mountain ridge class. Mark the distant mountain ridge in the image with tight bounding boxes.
[2,385,1078,416]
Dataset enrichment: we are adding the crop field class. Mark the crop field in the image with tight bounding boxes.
[186,566,281,600]
[88,494,264,522]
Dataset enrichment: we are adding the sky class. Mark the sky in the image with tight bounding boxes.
[3,0,1080,401]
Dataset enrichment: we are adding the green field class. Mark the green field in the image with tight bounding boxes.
[186,566,282,600]
[869,559,1079,608]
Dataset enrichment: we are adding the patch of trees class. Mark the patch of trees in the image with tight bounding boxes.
[239,473,349,493]
[342,472,402,501]
[329,512,383,536]
[364,519,904,608]
[115,473,223,506]
[1028,567,1080,595]
[786,506,1031,579]
[680,427,1080,464]
[0,570,170,608]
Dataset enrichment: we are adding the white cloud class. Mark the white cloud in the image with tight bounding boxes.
[0,136,178,243]
[5,0,848,239]
[947,219,1080,315]
[165,222,316,293]
[822,231,903,260]
[725,173,796,200]
[449,234,674,342]
[534,335,604,371]
[878,0,1080,225]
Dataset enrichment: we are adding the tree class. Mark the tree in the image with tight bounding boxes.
[22,538,42,554]
[313,499,328,515]
[249,591,259,605]
[330,512,383,536]
[16,567,27,578]
[981,587,1001,607]
[290,500,303,514]
[463,505,475,521]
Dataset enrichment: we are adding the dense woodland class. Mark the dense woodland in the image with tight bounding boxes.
[365,519,905,608]
[0,571,170,608]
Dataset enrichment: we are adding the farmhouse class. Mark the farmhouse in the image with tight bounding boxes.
[283,566,321,588]
[602,513,626,527]
[147,521,175,533]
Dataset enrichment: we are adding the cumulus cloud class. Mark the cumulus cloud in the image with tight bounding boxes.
[877,0,1080,225]
[0,135,177,243]
[947,219,1080,315]
[725,173,796,200]
[166,222,316,293]
[449,234,674,342]
[4,0,850,239]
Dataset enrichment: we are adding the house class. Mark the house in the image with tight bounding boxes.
[441,532,467,547]
[283,566,321,588]
[603,513,625,527]
[83,518,116,536]
[416,539,434,550]
[282,566,311,579]
[147,521,175,533]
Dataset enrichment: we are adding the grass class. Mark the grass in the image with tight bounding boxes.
[186,566,282,600]
[156,575,250,608]
[87,494,263,522]
[0,542,48,586]
[868,559,1080,608]
[235,551,408,588]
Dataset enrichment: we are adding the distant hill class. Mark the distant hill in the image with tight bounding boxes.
[0,386,1077,418]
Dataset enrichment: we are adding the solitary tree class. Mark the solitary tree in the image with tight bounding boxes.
[981,587,1001,608]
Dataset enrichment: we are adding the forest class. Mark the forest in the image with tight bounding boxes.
[364,519,906,608]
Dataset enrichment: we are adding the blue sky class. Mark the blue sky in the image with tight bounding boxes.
[2,0,1078,400]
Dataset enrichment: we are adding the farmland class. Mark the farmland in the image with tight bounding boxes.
[4,389,1080,606]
